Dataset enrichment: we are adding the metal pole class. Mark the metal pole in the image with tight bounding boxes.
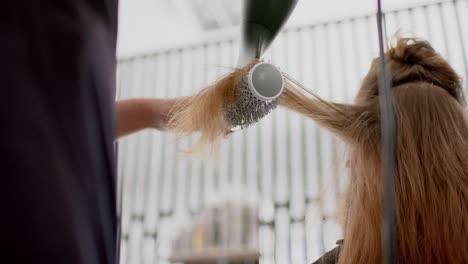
[376,0,397,263]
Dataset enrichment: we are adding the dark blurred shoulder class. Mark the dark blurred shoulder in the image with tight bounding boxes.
[311,239,343,264]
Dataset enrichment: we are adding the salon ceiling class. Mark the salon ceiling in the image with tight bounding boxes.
[165,0,242,30]
[117,0,439,57]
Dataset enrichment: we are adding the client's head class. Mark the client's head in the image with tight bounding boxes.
[357,37,465,105]
[280,37,468,263]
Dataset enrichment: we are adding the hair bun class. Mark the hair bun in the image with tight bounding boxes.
[386,38,464,104]
[388,38,435,66]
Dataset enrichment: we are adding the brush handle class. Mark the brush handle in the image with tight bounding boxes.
[237,0,299,67]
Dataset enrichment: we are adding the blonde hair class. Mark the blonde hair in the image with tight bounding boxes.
[280,38,468,263]
[168,60,258,153]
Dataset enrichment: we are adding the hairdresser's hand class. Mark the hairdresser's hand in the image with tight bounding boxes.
[116,98,181,139]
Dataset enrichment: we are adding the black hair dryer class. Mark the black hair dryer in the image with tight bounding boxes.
[238,0,299,67]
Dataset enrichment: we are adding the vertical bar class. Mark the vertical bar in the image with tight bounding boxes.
[262,36,278,262]
[227,40,235,185]
[125,59,145,264]
[155,52,171,263]
[201,43,211,210]
[350,19,362,82]
[134,57,154,217]
[231,121,244,187]
[275,207,291,264]
[187,46,199,216]
[283,27,307,264]
[154,53,170,262]
[393,9,401,30]
[366,15,377,59]
[198,44,209,212]
[184,46,196,215]
[452,0,468,94]
[303,25,318,263]
[203,43,219,209]
[147,52,169,263]
[204,43,219,205]
[422,5,433,41]
[256,57,263,198]
[337,21,349,101]
[218,40,232,198]
[283,31,293,214]
[213,41,222,191]
[116,60,128,264]
[242,130,248,186]
[259,223,275,264]
[377,0,397,263]
[297,27,309,264]
[438,2,452,60]
[297,27,307,199]
[164,51,178,216]
[128,59,145,215]
[182,48,193,212]
[336,20,351,196]
[313,24,326,255]
[197,43,209,211]
[134,58,153,222]
[143,54,162,264]
[272,31,290,264]
[156,56,170,216]
[161,50,182,264]
[322,22,339,250]
[244,56,259,206]
[128,136,143,264]
[407,8,416,32]
[173,49,188,215]
[138,56,158,264]
[272,33,288,206]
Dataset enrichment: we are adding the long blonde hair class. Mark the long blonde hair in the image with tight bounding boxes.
[280,38,468,263]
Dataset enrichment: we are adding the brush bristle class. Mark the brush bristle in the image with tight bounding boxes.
[223,76,280,129]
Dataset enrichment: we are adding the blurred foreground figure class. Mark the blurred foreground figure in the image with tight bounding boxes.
[1,1,119,263]
[1,1,193,263]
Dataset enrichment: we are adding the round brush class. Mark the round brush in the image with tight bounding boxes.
[224,62,284,129]
[223,0,298,130]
